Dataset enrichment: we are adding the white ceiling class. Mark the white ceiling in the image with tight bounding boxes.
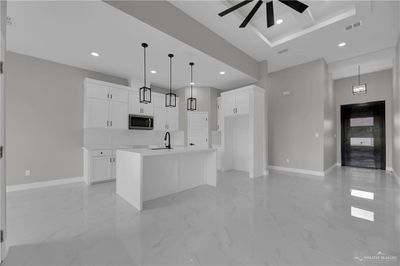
[6,0,256,90]
[171,0,399,73]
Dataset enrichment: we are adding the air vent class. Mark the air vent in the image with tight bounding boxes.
[278,49,289,54]
[345,21,362,31]
[6,16,15,26]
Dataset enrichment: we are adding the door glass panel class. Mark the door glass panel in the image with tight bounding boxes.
[350,117,374,127]
[350,137,374,147]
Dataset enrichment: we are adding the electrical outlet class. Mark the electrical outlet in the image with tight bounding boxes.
[25,170,31,177]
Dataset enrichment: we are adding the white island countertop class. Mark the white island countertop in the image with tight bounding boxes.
[120,146,216,157]
[116,146,217,211]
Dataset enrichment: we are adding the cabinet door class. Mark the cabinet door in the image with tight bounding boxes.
[91,156,113,182]
[153,93,165,108]
[86,83,110,100]
[109,87,128,103]
[235,90,250,115]
[222,93,236,117]
[217,97,222,130]
[129,91,141,115]
[142,101,154,116]
[86,98,109,128]
[109,101,128,129]
[154,107,167,131]
[166,107,179,131]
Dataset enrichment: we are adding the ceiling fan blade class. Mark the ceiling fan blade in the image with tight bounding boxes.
[219,0,254,17]
[266,1,274,28]
[239,0,263,28]
[278,0,308,13]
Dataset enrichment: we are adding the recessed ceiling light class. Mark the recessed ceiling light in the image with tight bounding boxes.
[219,71,226,75]
[276,19,283,25]
[150,70,157,74]
[338,42,346,47]
[190,82,195,85]
[91,52,100,57]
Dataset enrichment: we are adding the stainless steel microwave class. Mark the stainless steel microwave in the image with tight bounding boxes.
[128,114,153,130]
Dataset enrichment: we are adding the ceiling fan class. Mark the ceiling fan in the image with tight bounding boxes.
[218,0,309,28]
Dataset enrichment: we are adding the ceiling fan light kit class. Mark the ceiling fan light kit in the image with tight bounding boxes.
[219,0,309,28]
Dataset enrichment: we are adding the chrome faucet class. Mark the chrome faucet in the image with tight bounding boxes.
[164,131,171,149]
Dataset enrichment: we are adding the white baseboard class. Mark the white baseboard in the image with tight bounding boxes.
[7,176,84,192]
[394,171,400,185]
[268,165,325,177]
[324,164,338,176]
[386,167,394,172]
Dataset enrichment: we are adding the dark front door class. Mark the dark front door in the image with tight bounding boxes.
[341,101,386,170]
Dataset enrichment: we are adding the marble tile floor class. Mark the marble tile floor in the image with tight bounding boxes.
[4,167,400,266]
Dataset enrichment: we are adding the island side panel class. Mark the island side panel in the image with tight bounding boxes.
[116,150,143,211]
[205,150,217,187]
[178,153,205,191]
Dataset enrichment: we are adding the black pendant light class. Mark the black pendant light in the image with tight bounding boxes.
[165,54,177,107]
[187,62,197,111]
[352,65,367,95]
[139,43,151,103]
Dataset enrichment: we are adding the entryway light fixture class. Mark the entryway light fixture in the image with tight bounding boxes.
[139,43,152,104]
[352,65,367,95]
[165,54,177,107]
[187,62,197,111]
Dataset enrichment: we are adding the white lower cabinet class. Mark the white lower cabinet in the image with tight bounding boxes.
[84,149,116,184]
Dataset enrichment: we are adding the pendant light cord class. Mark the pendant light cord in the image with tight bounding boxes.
[170,56,172,93]
[189,62,194,98]
[358,65,361,85]
[144,47,146,87]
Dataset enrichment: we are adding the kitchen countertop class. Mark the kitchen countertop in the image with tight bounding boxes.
[117,146,216,157]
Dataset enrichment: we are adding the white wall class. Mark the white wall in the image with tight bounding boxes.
[269,59,327,172]
[393,37,400,177]
[5,52,128,185]
[334,69,393,169]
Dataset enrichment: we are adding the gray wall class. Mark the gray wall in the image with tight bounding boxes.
[393,38,400,176]
[334,69,393,169]
[177,86,220,146]
[269,59,326,172]
[5,51,128,186]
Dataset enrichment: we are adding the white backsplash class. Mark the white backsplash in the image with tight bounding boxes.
[84,129,184,148]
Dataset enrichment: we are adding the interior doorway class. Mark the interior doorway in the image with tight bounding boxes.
[187,112,209,148]
[341,101,386,170]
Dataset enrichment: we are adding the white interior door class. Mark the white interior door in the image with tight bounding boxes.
[0,1,6,261]
[188,112,208,147]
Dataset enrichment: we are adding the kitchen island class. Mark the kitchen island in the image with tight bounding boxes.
[116,146,217,211]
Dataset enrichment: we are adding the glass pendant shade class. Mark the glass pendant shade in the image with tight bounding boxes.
[352,65,367,95]
[139,43,151,104]
[187,62,197,111]
[165,92,176,107]
[187,97,197,111]
[165,54,176,107]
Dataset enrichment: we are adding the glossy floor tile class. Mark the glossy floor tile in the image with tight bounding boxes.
[4,167,400,265]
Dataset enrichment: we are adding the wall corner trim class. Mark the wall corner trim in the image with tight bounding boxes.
[324,164,338,176]
[268,165,325,177]
[6,176,84,193]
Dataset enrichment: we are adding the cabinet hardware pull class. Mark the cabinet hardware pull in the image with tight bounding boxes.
[110,121,113,127]
[107,121,109,127]
[107,93,110,99]
[110,94,113,99]
[110,158,112,163]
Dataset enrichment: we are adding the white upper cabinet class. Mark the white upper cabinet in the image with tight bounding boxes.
[109,101,128,129]
[109,87,129,103]
[235,89,250,115]
[153,107,167,131]
[217,97,222,131]
[129,90,153,116]
[84,78,129,129]
[221,88,250,117]
[86,83,110,100]
[86,98,109,128]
